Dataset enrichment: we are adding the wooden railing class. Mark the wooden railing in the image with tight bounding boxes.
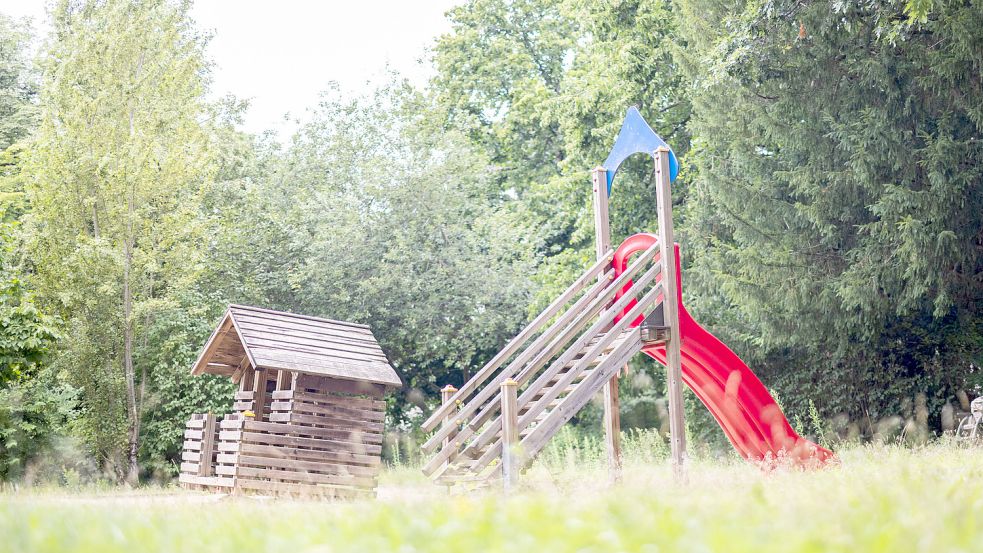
[422,240,667,480]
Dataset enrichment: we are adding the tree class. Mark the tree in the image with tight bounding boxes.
[25,0,213,482]
[674,0,983,429]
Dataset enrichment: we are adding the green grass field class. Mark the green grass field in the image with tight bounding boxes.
[2,443,982,552]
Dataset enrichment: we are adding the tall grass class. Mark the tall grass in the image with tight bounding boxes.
[3,441,983,552]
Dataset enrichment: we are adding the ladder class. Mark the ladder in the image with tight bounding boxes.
[420,240,668,486]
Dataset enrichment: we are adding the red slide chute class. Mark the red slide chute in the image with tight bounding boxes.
[613,233,835,465]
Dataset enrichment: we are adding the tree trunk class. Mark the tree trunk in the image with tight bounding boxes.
[123,184,139,485]
[124,50,146,486]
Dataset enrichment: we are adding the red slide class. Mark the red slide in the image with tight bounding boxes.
[613,234,835,465]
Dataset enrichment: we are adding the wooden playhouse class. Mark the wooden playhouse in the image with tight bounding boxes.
[178,304,401,498]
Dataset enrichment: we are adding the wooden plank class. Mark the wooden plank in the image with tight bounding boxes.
[184,429,203,440]
[235,317,380,346]
[239,335,389,365]
[232,401,254,412]
[232,314,375,344]
[468,285,659,475]
[276,370,292,391]
[275,389,386,410]
[294,374,388,398]
[424,243,659,455]
[220,417,245,430]
[178,473,235,488]
[182,440,202,451]
[234,391,255,401]
[231,354,251,385]
[180,462,199,474]
[190,315,234,376]
[231,454,380,478]
[458,269,616,436]
[518,282,661,431]
[654,147,687,481]
[242,421,384,445]
[463,260,662,458]
[593,166,622,482]
[181,451,201,462]
[198,413,217,477]
[237,442,381,466]
[519,329,642,463]
[236,329,389,361]
[268,400,386,422]
[238,430,383,456]
[253,368,269,420]
[217,465,376,488]
[267,412,384,434]
[252,350,397,386]
[185,418,205,429]
[233,478,368,498]
[229,304,372,331]
[421,251,614,432]
[500,379,520,492]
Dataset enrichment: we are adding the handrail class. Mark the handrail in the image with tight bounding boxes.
[421,267,616,452]
[466,258,663,457]
[472,282,663,472]
[464,242,661,434]
[422,251,613,432]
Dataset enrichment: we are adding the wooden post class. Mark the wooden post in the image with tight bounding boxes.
[275,369,292,391]
[500,378,520,493]
[593,167,622,482]
[252,367,268,421]
[198,413,216,477]
[440,384,458,481]
[654,147,687,481]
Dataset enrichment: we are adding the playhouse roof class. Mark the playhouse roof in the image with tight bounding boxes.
[190,304,401,388]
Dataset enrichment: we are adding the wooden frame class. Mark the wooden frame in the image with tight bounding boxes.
[654,147,687,480]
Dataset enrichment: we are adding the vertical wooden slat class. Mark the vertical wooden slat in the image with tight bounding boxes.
[252,368,269,421]
[500,379,520,493]
[276,369,291,391]
[654,146,687,481]
[198,413,216,477]
[440,384,458,480]
[593,166,622,482]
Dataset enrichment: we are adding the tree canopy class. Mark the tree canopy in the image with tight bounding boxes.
[0,0,979,480]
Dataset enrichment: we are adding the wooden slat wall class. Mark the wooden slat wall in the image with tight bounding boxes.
[179,377,386,498]
[178,413,232,490]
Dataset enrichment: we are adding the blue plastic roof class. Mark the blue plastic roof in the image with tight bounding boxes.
[602,106,679,195]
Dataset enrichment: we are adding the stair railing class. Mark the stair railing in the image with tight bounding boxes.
[422,239,667,480]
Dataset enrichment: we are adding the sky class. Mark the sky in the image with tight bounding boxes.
[0,0,460,139]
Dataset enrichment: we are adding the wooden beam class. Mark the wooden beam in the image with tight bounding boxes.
[500,379,520,493]
[440,384,458,481]
[593,166,622,482]
[654,147,687,482]
[190,315,234,376]
[421,253,613,433]
[252,368,269,421]
[198,413,216,477]
[276,370,292,391]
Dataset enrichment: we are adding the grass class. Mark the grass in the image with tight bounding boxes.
[2,442,983,552]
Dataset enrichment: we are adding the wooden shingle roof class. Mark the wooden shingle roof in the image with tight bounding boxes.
[190,304,401,388]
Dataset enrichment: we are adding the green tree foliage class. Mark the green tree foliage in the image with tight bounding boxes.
[200,81,537,415]
[431,0,691,300]
[675,0,983,429]
[24,0,213,481]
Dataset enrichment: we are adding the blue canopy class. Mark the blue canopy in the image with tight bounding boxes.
[602,106,679,195]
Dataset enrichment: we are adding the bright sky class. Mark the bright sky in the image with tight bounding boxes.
[0,0,460,139]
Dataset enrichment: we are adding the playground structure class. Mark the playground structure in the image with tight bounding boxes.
[421,108,834,489]
[178,304,400,497]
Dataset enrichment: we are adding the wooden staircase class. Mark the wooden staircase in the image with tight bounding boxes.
[420,241,668,488]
